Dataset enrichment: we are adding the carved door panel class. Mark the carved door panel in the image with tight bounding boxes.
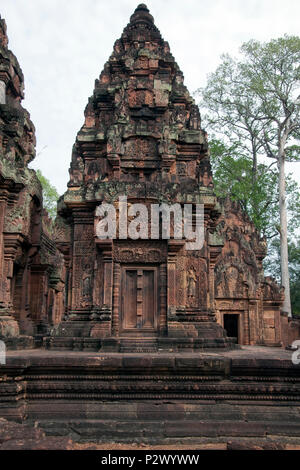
[121,266,158,335]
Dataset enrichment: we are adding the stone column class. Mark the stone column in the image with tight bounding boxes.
[95,239,113,320]
[243,305,250,345]
[159,263,167,334]
[274,304,282,345]
[112,261,120,336]
[248,300,259,345]
[167,240,183,316]
[0,192,7,309]
[167,252,176,311]
[0,231,20,339]
[102,243,113,310]
[70,210,95,320]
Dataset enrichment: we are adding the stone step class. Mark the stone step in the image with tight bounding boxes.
[119,338,158,353]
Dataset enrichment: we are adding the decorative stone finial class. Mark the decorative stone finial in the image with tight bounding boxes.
[135,4,149,12]
[130,3,154,24]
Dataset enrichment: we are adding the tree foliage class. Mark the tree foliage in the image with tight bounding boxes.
[289,241,300,316]
[209,137,300,238]
[197,35,300,315]
[36,169,59,220]
[198,35,300,169]
[266,237,300,316]
[208,136,300,314]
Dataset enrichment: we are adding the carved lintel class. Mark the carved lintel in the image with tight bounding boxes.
[107,154,120,166]
[168,239,184,255]
[95,238,113,259]
[3,233,25,262]
[113,242,166,264]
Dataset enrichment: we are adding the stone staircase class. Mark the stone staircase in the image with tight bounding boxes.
[119,338,158,353]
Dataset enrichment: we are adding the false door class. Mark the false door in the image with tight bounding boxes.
[121,266,158,335]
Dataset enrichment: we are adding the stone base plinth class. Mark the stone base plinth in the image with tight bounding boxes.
[0,346,300,444]
[2,336,35,350]
[0,314,35,350]
[45,335,235,352]
[46,316,236,352]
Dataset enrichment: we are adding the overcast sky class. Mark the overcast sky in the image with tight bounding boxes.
[1,0,300,195]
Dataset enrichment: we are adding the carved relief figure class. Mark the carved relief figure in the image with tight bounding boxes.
[226,266,239,297]
[81,264,93,307]
[187,268,197,299]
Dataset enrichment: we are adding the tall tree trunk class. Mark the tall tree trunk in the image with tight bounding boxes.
[252,153,257,183]
[251,139,257,183]
[278,146,291,316]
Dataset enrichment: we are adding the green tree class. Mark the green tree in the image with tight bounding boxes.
[266,237,300,316]
[289,241,300,316]
[36,170,59,220]
[209,138,300,238]
[209,137,300,315]
[209,138,279,235]
[198,35,300,316]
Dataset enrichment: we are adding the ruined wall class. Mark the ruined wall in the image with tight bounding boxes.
[213,198,284,346]
[0,15,65,343]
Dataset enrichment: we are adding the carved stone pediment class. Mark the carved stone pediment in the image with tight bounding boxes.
[113,241,167,263]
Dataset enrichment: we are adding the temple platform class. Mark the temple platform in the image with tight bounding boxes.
[1,346,300,446]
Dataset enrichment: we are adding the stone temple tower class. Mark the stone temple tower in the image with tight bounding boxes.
[50,2,286,353]
[52,4,232,351]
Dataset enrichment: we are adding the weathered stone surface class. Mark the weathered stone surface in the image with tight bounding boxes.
[1,5,298,350]
[49,4,292,351]
[0,347,300,446]
[0,15,65,343]
[0,4,300,448]
[0,417,44,443]
[2,414,300,449]
[0,418,73,450]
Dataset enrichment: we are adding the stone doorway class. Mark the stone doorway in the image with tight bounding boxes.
[120,266,158,336]
[224,314,239,343]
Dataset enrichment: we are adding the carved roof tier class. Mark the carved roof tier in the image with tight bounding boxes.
[65,4,214,208]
